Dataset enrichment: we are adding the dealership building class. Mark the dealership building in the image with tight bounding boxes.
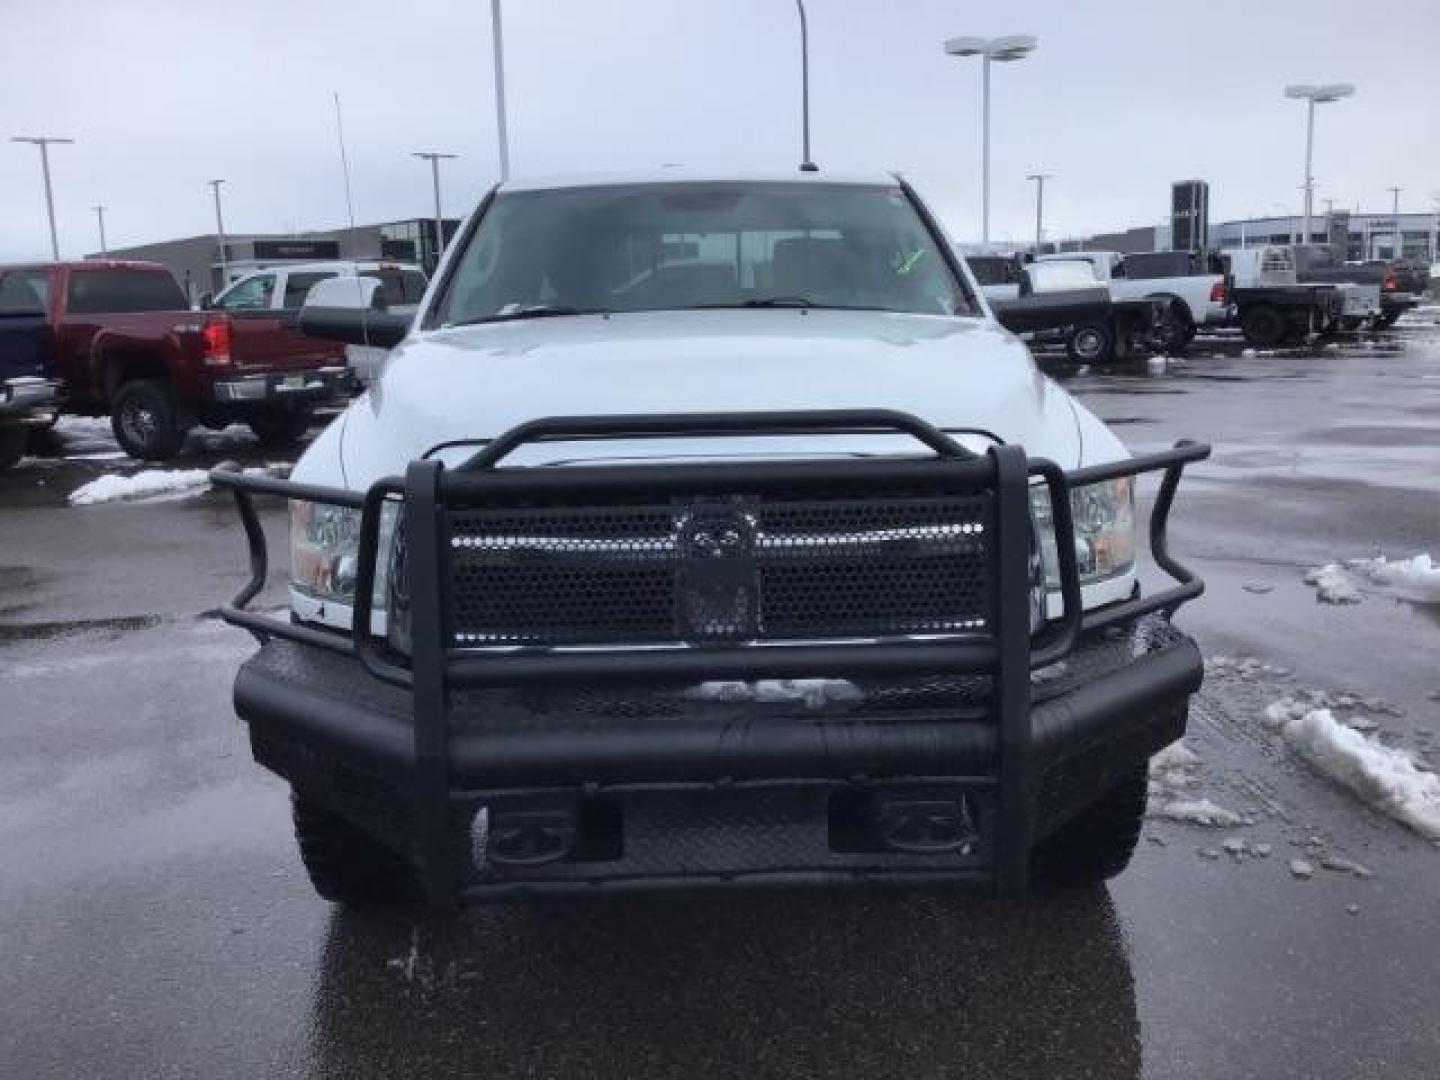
[92,216,460,303]
[1209,211,1439,262]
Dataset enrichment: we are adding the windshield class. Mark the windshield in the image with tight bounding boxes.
[429,182,978,326]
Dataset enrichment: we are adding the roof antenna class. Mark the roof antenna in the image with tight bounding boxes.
[795,0,819,172]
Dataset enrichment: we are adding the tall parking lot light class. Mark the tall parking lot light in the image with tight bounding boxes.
[208,179,229,284]
[10,135,74,261]
[413,152,458,269]
[1387,186,1401,260]
[491,0,510,182]
[1026,172,1051,252]
[795,0,817,172]
[943,35,1037,245]
[93,205,107,256]
[1284,83,1354,249]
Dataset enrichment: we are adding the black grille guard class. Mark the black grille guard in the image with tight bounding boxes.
[211,409,1208,692]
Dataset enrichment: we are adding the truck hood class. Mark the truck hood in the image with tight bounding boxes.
[315,310,1119,488]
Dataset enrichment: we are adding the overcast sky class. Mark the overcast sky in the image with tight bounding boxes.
[2,0,1436,261]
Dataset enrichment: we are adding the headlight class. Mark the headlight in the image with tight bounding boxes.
[289,499,395,608]
[1029,477,1135,588]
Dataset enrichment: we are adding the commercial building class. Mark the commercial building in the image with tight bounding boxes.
[91,217,460,302]
[1210,211,1439,262]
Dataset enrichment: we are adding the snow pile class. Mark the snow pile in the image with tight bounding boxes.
[1303,564,1361,604]
[1150,798,1245,827]
[68,464,288,506]
[684,678,864,709]
[1146,739,1248,826]
[1283,708,1440,842]
[68,469,212,506]
[1346,554,1440,604]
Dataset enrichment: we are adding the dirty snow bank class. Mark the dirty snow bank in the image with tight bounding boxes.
[1347,554,1440,604]
[1145,738,1248,826]
[68,464,288,506]
[1304,564,1361,604]
[1283,708,1440,841]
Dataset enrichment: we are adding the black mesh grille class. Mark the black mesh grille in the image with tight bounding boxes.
[445,493,994,648]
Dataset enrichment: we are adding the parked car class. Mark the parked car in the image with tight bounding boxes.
[1035,249,1228,351]
[209,260,427,385]
[212,171,1209,908]
[10,261,350,460]
[987,257,1177,364]
[0,268,58,470]
[1221,246,1344,347]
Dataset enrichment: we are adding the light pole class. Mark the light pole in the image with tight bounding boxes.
[413,152,458,269]
[795,0,817,172]
[93,205,107,255]
[208,179,228,284]
[10,135,75,260]
[1026,172,1051,252]
[1387,186,1402,261]
[1284,83,1354,248]
[943,35,1037,246]
[490,0,510,181]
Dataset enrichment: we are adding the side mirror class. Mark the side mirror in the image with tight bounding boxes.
[299,275,410,349]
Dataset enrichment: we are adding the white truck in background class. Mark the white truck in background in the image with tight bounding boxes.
[1036,250,1228,352]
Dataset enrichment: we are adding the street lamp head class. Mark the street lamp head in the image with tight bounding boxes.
[944,34,1036,60]
[10,135,75,145]
[1285,82,1354,103]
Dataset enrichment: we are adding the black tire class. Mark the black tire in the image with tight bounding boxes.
[1155,309,1193,355]
[111,378,185,461]
[0,427,27,471]
[1067,322,1114,365]
[1239,304,1288,348]
[292,794,421,907]
[1339,316,1362,332]
[1031,764,1148,889]
[1373,310,1400,329]
[248,406,314,447]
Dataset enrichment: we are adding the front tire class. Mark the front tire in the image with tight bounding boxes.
[1373,310,1400,329]
[1067,322,1115,365]
[111,378,185,461]
[1155,308,1193,355]
[292,794,421,907]
[1031,764,1148,888]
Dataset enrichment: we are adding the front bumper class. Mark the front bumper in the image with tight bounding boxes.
[212,410,1210,903]
[0,377,59,422]
[210,365,351,405]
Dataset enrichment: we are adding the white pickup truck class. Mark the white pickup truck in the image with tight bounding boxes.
[209,171,1209,908]
[1036,250,1228,351]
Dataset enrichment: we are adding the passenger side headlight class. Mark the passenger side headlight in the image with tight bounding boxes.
[289,499,395,608]
[1029,477,1135,588]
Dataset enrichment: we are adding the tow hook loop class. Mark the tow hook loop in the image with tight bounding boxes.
[874,797,976,854]
[485,808,578,867]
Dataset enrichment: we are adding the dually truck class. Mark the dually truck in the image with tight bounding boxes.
[0,268,58,469]
[2,261,352,460]
[211,172,1209,907]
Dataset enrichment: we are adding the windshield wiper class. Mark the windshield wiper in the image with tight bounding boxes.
[448,304,608,327]
[692,298,888,311]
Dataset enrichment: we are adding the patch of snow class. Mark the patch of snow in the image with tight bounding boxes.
[1150,740,1200,775]
[1345,554,1440,604]
[1319,854,1374,879]
[1304,563,1361,604]
[1150,798,1245,827]
[1283,708,1440,841]
[68,469,212,506]
[1253,842,1273,858]
[1289,858,1315,879]
[685,678,864,709]
[1241,348,1257,357]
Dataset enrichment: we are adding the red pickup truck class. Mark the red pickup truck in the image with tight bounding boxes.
[2,261,350,460]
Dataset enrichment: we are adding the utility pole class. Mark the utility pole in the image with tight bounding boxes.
[1026,173,1051,252]
[93,205,107,255]
[413,152,457,270]
[208,179,228,284]
[1387,185,1402,260]
[490,0,510,181]
[795,0,817,171]
[10,135,75,260]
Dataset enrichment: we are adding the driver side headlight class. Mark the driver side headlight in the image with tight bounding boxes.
[1029,477,1135,588]
[289,499,395,608]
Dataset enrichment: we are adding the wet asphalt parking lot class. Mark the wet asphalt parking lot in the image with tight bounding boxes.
[2,315,1438,1079]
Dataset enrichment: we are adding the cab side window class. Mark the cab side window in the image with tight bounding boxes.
[216,274,276,310]
[282,272,338,308]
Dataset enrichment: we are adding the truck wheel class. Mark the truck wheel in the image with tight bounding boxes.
[1339,316,1362,332]
[248,406,313,447]
[1067,322,1114,365]
[1030,764,1147,888]
[1155,310,1193,355]
[1373,311,1399,329]
[292,794,421,907]
[111,379,185,461]
[1239,304,1288,348]
[0,427,27,471]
